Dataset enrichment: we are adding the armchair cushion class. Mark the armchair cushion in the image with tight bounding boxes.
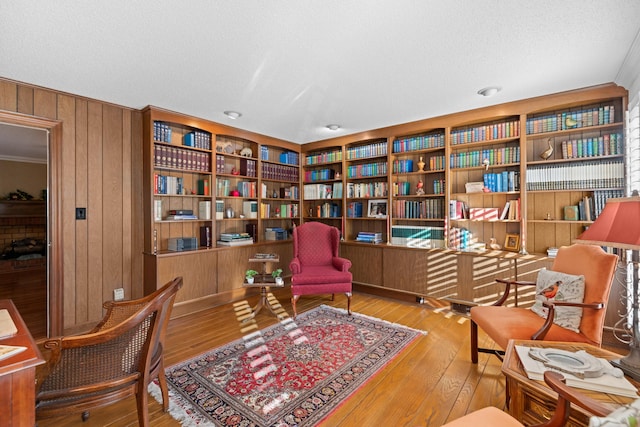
[531,268,585,332]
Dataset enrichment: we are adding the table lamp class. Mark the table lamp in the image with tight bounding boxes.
[576,194,640,379]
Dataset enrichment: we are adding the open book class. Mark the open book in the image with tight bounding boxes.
[0,345,27,361]
[515,345,638,398]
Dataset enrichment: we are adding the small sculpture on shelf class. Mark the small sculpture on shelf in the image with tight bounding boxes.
[417,157,425,172]
[488,238,501,250]
[539,138,554,160]
[416,179,425,195]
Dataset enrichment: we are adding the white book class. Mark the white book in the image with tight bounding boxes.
[154,199,163,221]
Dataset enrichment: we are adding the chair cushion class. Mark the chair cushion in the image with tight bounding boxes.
[530,268,585,332]
[471,306,595,349]
[290,265,352,286]
[442,407,522,427]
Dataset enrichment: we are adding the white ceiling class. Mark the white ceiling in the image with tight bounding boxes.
[1,0,640,155]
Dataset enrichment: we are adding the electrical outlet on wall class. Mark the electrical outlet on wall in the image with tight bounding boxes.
[113,288,125,301]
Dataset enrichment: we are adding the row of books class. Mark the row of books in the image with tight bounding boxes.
[265,227,288,241]
[311,202,341,218]
[154,174,184,195]
[392,133,445,153]
[482,171,520,193]
[355,231,383,244]
[215,179,257,198]
[215,156,257,177]
[450,119,520,145]
[559,133,623,159]
[346,141,388,160]
[346,162,388,179]
[526,160,624,191]
[154,144,211,173]
[260,162,299,182]
[303,182,343,200]
[276,185,300,200]
[183,131,212,150]
[567,190,625,221]
[448,227,472,251]
[260,183,299,199]
[450,146,521,169]
[526,105,616,135]
[153,121,172,143]
[303,168,338,182]
[394,180,445,196]
[217,233,253,246]
[392,198,445,219]
[259,146,300,166]
[391,225,445,248]
[346,181,388,198]
[260,203,299,219]
[346,201,364,218]
[306,150,342,165]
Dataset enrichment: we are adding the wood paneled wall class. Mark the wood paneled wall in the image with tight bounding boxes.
[0,78,144,333]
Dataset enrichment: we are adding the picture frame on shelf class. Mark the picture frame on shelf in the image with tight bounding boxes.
[504,233,520,252]
[367,199,388,218]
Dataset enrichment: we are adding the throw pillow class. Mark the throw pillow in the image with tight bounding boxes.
[530,268,585,332]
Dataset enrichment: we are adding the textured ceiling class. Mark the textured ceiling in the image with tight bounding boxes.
[1,0,640,150]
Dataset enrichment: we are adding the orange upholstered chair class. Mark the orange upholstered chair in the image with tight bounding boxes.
[289,222,352,318]
[442,371,611,427]
[470,245,618,363]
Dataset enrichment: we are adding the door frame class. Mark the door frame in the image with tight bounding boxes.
[0,110,63,337]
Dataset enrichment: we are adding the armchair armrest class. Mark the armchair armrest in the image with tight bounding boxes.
[332,256,352,272]
[531,300,605,341]
[492,278,537,306]
[543,371,613,423]
[289,257,302,274]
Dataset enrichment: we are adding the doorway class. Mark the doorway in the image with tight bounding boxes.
[0,111,63,339]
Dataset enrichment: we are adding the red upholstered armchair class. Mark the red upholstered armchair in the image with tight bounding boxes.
[289,222,353,318]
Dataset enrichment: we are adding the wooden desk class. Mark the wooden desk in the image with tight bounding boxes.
[0,299,45,427]
[502,340,638,427]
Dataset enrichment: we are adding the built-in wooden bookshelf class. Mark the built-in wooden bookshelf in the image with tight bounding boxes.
[302,146,344,230]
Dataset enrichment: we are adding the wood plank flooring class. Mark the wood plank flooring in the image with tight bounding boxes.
[36,289,506,426]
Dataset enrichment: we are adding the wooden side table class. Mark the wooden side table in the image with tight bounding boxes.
[0,299,45,427]
[242,254,285,321]
[502,339,638,426]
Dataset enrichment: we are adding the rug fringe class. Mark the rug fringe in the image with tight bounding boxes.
[317,304,428,335]
[148,381,215,427]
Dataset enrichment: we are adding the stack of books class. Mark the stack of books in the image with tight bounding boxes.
[165,209,197,220]
[217,233,253,246]
[264,227,288,241]
[355,231,383,244]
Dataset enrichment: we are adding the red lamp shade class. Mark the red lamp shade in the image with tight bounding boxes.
[576,196,640,250]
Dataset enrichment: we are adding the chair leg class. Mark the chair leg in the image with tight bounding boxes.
[346,292,352,315]
[81,411,90,422]
[292,295,299,319]
[136,383,150,427]
[470,320,479,364]
[158,359,169,412]
[331,293,335,301]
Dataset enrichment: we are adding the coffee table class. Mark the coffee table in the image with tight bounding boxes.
[502,340,639,426]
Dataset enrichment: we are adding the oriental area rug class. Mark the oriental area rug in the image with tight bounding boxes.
[149,305,426,426]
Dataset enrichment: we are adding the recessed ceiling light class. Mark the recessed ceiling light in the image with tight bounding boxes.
[326,124,340,131]
[224,111,242,119]
[477,86,501,97]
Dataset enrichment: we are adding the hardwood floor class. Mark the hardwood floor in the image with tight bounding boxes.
[37,289,506,426]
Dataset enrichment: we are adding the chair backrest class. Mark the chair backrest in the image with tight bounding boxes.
[552,245,618,345]
[293,222,340,266]
[37,277,182,406]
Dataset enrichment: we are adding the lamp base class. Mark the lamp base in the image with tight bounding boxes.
[610,358,640,381]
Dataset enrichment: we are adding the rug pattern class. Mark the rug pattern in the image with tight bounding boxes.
[153,305,424,426]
